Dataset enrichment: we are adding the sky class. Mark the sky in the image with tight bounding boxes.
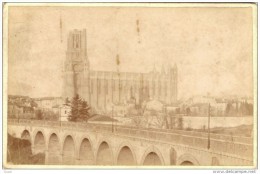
[7,6,254,100]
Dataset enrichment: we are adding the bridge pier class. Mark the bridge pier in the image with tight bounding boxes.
[75,158,81,165]
[45,151,63,165]
[31,145,35,155]
[45,150,49,165]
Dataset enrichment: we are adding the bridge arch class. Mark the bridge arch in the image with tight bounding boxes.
[33,130,46,155]
[62,135,76,165]
[116,142,137,165]
[141,146,165,166]
[48,133,61,164]
[96,141,114,165]
[78,136,95,165]
[178,153,200,166]
[21,129,31,143]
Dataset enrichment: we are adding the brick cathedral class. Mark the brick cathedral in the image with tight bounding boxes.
[62,29,178,112]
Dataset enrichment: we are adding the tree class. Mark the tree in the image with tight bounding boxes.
[35,109,43,120]
[148,109,165,129]
[225,103,235,116]
[177,116,183,130]
[68,94,80,122]
[43,110,59,121]
[68,94,91,122]
[78,101,91,122]
[131,116,142,128]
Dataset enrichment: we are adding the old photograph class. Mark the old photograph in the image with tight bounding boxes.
[3,3,257,168]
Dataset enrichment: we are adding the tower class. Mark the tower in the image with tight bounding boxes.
[62,29,90,101]
[173,63,178,102]
[169,63,178,104]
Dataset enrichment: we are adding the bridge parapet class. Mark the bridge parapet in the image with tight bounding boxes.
[8,119,252,144]
[114,126,252,159]
[8,119,253,161]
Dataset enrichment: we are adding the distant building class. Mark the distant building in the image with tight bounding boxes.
[8,103,34,119]
[52,105,60,115]
[189,103,209,116]
[166,106,180,115]
[34,97,63,111]
[185,95,216,106]
[111,103,127,117]
[8,103,23,118]
[145,100,164,112]
[8,95,35,119]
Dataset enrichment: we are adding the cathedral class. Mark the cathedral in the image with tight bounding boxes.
[62,29,178,113]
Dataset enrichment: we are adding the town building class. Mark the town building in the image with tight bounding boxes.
[8,95,35,119]
[34,97,63,110]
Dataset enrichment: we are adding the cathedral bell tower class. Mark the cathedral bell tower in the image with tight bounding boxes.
[62,29,90,100]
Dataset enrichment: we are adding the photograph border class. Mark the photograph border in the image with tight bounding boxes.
[2,2,258,170]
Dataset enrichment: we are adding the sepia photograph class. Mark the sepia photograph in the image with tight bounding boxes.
[2,3,257,169]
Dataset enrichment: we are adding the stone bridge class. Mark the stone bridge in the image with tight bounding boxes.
[7,119,253,166]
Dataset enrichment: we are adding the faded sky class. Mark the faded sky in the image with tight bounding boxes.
[8,6,253,99]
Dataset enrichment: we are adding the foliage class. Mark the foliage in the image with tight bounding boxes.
[7,134,45,164]
[35,109,59,121]
[126,105,142,117]
[131,116,142,128]
[225,101,253,116]
[43,110,59,121]
[35,109,43,120]
[143,109,166,129]
[68,94,91,122]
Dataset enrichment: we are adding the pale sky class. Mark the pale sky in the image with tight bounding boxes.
[8,6,254,100]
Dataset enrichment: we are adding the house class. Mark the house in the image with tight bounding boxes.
[8,103,35,119]
[8,103,23,118]
[166,106,180,115]
[34,97,63,110]
[60,104,71,121]
[145,99,164,112]
[113,104,127,117]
